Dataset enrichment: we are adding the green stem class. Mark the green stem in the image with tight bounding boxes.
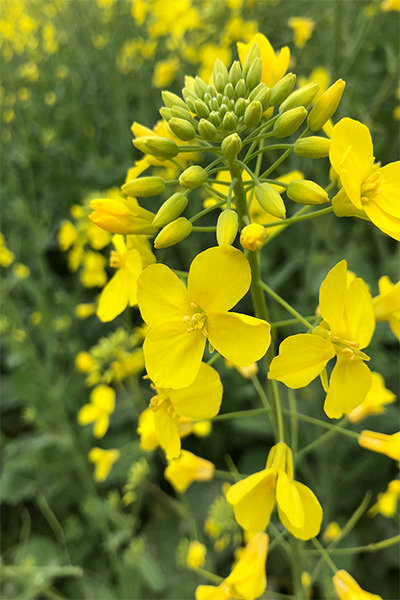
[192,226,216,232]
[190,198,226,223]
[210,407,269,422]
[263,206,334,230]
[259,281,314,330]
[271,316,320,328]
[310,538,338,574]
[295,417,349,460]
[289,537,304,600]
[194,567,223,585]
[213,469,242,482]
[307,534,400,555]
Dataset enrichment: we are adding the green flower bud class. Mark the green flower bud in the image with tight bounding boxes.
[222,111,238,132]
[216,93,223,105]
[179,165,207,189]
[280,82,319,112]
[273,106,307,138]
[294,136,330,158]
[224,82,234,99]
[287,179,329,205]
[162,91,187,111]
[216,209,239,246]
[234,97,248,117]
[270,73,296,106]
[194,76,207,99]
[209,111,221,127]
[248,82,265,101]
[182,87,197,103]
[249,84,271,112]
[206,85,217,98]
[214,72,226,94]
[219,104,228,118]
[221,133,242,161]
[222,95,230,107]
[194,99,210,119]
[213,59,229,92]
[203,92,212,105]
[228,60,242,86]
[242,43,261,79]
[143,136,180,159]
[244,100,263,128]
[255,183,286,219]
[168,117,196,141]
[184,96,196,114]
[246,57,262,90]
[209,97,219,112]
[122,176,165,197]
[154,217,193,249]
[171,105,194,121]
[235,78,247,99]
[152,192,188,228]
[307,79,346,131]
[159,107,172,121]
[198,118,218,140]
[132,136,150,154]
[228,98,235,110]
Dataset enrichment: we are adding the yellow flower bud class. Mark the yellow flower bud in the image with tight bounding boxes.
[179,165,207,189]
[153,193,188,228]
[287,179,329,205]
[244,100,263,128]
[75,351,94,373]
[255,183,286,218]
[307,79,346,131]
[221,133,242,161]
[161,90,187,111]
[144,136,179,159]
[270,73,296,106]
[294,136,330,158]
[121,176,166,197]
[280,82,319,112]
[240,223,268,251]
[89,198,157,234]
[153,217,193,249]
[273,106,307,138]
[168,117,196,141]
[216,209,239,246]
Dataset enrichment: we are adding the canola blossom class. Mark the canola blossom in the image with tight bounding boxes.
[164,450,215,492]
[332,570,382,600]
[78,384,115,438]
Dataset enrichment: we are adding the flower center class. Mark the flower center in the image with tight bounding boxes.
[110,249,127,269]
[313,325,370,361]
[183,302,208,336]
[150,391,174,415]
[360,168,381,205]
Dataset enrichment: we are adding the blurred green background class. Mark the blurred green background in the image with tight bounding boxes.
[1,0,399,598]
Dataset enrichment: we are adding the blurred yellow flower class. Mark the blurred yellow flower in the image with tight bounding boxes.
[0,233,15,267]
[165,450,214,493]
[323,521,342,542]
[333,570,382,600]
[75,351,95,373]
[372,276,400,340]
[288,17,315,48]
[358,430,400,461]
[78,384,115,437]
[152,57,180,88]
[348,372,396,423]
[381,0,400,11]
[75,303,97,319]
[12,262,30,280]
[368,480,400,517]
[187,541,206,569]
[89,447,120,482]
[80,251,107,288]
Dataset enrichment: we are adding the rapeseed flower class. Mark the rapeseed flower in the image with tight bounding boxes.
[237,33,290,88]
[137,246,271,389]
[269,260,375,419]
[165,450,214,492]
[226,442,322,539]
[288,17,315,48]
[333,570,382,600]
[368,480,400,517]
[80,251,107,288]
[195,532,268,600]
[330,118,400,240]
[89,447,120,482]
[372,276,400,340]
[89,196,156,235]
[0,233,15,266]
[358,430,400,461]
[348,372,396,423]
[78,384,115,437]
[186,541,206,569]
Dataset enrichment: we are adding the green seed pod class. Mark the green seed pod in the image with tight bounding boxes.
[234,97,248,117]
[159,107,172,121]
[194,99,210,119]
[222,111,238,132]
[213,58,229,92]
[171,105,193,121]
[307,79,346,131]
[154,217,193,249]
[246,57,262,90]
[224,82,234,99]
[161,91,187,110]
[287,180,329,205]
[194,76,207,99]
[235,78,247,99]
[280,82,319,112]
[198,118,218,140]
[242,43,261,79]
[294,136,330,158]
[152,192,188,228]
[209,111,221,127]
[221,132,242,161]
[270,73,296,106]
[273,106,307,138]
[179,165,207,189]
[244,100,263,128]
[144,136,180,159]
[255,183,286,219]
[228,60,242,86]
[121,176,165,198]
[216,209,239,246]
[168,117,196,141]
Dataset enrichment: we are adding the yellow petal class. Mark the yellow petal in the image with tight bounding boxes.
[195,584,230,600]
[363,200,400,241]
[143,322,206,388]
[343,277,375,348]
[77,404,97,425]
[187,246,251,313]
[167,362,223,419]
[371,161,400,218]
[319,260,348,334]
[226,469,276,532]
[137,264,191,327]
[324,355,372,419]
[97,270,130,322]
[207,312,271,365]
[275,471,304,529]
[93,415,109,438]
[227,532,268,600]
[268,334,335,388]
[277,479,323,540]
[153,404,181,460]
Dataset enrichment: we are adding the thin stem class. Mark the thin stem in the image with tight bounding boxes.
[210,407,269,422]
[259,281,314,330]
[171,269,188,278]
[194,567,223,585]
[192,226,216,232]
[307,534,400,555]
[263,206,334,230]
[213,469,243,482]
[271,316,320,328]
[190,198,226,223]
[246,143,292,162]
[310,538,338,574]
[251,373,271,410]
[289,537,304,600]
[296,417,349,460]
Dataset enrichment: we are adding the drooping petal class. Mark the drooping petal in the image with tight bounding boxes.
[226,469,276,532]
[195,584,230,600]
[363,200,400,241]
[268,334,335,388]
[137,264,191,327]
[319,260,348,335]
[374,161,400,218]
[343,278,375,349]
[227,532,269,600]
[93,415,109,438]
[207,312,271,365]
[324,354,372,419]
[167,362,223,419]
[125,249,144,305]
[275,471,304,530]
[187,246,251,313]
[277,478,323,540]
[143,322,206,389]
[97,269,129,322]
[153,404,181,460]
[77,404,98,425]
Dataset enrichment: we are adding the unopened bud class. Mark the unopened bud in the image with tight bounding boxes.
[198,118,217,140]
[270,73,296,106]
[152,193,188,228]
[240,223,268,251]
[213,59,229,92]
[250,85,271,112]
[294,136,330,158]
[194,99,210,119]
[154,217,193,249]
[168,117,196,141]
[209,111,221,127]
[221,133,242,161]
[171,105,193,121]
[224,82,234,99]
[144,136,180,159]
[216,209,239,246]
[179,165,207,189]
[132,136,150,154]
[162,91,187,111]
[235,98,248,117]
[122,176,165,197]
[159,107,172,121]
[273,106,307,138]
[222,111,238,131]
[244,100,263,128]
[307,79,346,131]
[235,79,247,99]
[287,179,329,205]
[280,82,319,112]
[228,61,242,86]
[255,183,286,219]
[246,57,262,90]
[194,76,207,99]
[242,43,261,79]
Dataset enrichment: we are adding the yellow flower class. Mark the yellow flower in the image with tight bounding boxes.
[332,570,382,600]
[138,408,211,452]
[330,118,400,240]
[12,263,30,280]
[75,303,97,319]
[268,260,375,419]
[0,233,15,266]
[368,480,400,517]
[288,17,315,48]
[88,447,120,482]
[226,442,322,539]
[78,384,115,438]
[165,450,215,493]
[80,251,107,288]
[237,33,290,88]
[152,57,180,88]
[147,362,222,460]
[381,0,400,11]
[323,521,342,542]
[187,540,206,569]
[75,351,95,373]
[195,532,268,600]
[298,67,331,103]
[89,197,156,235]
[358,430,400,461]
[348,372,396,422]
[137,246,271,388]
[372,276,400,340]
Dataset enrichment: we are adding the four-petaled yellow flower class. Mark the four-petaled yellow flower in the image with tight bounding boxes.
[78,384,115,437]
[372,276,400,340]
[195,532,268,600]
[288,17,315,48]
[268,260,375,419]
[332,570,382,600]
[186,540,207,570]
[368,480,400,518]
[358,430,400,461]
[137,246,271,389]
[237,33,290,88]
[348,372,396,423]
[330,118,400,240]
[226,442,322,540]
[165,450,215,493]
[88,447,120,482]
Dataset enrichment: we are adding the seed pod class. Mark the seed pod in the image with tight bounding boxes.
[287,180,329,205]
[121,176,166,197]
[194,99,210,119]
[154,217,193,249]
[221,133,242,161]
[294,136,330,158]
[255,183,286,219]
[280,82,319,112]
[244,100,263,128]
[216,209,239,246]
[246,57,262,90]
[198,118,218,140]
[168,117,196,141]
[179,165,207,189]
[270,73,296,106]
[307,79,346,131]
[240,223,268,251]
[153,192,188,228]
[161,91,188,110]
[273,106,307,138]
[144,136,180,159]
[228,60,242,86]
